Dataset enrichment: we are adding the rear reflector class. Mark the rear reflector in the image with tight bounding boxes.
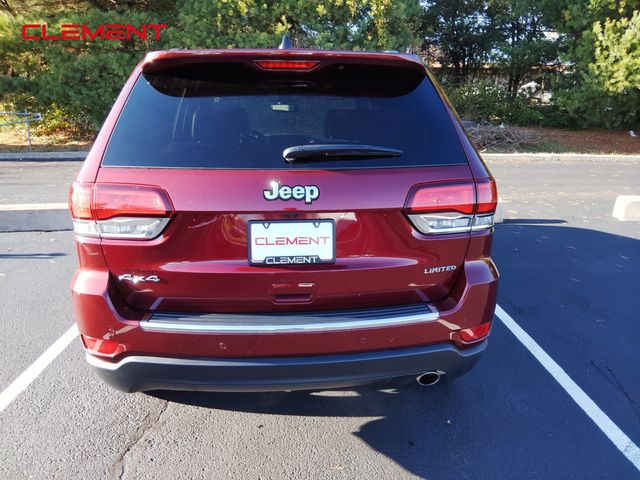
[456,322,492,343]
[69,182,173,239]
[81,335,125,357]
[405,179,497,234]
[254,60,319,70]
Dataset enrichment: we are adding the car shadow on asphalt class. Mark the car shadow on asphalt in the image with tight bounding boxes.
[0,252,67,259]
[150,379,478,478]
[149,221,639,479]
[501,218,566,225]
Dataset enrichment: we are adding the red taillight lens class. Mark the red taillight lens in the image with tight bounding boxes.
[254,60,319,70]
[81,335,125,357]
[93,184,173,220]
[69,182,93,219]
[476,178,498,214]
[69,182,174,239]
[405,182,475,215]
[69,182,173,220]
[457,322,492,343]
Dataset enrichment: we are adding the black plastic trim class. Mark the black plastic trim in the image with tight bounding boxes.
[87,340,487,393]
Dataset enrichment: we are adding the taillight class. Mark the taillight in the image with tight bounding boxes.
[406,182,475,215]
[254,59,319,70]
[93,184,173,220]
[69,182,173,240]
[472,178,498,230]
[405,178,497,234]
[69,182,93,219]
[475,178,498,214]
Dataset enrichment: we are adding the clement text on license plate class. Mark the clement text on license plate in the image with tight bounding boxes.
[248,220,336,265]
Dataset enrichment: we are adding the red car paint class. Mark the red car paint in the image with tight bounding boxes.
[70,47,498,392]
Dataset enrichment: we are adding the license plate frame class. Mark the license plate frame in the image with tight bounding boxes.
[248,219,336,266]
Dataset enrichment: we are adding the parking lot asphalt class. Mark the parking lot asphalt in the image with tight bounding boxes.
[0,157,639,479]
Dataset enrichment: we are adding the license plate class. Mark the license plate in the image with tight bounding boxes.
[248,220,336,266]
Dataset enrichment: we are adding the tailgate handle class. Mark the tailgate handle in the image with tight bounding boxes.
[272,293,313,304]
[271,282,316,304]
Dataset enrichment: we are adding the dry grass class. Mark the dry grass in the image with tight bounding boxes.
[466,123,543,152]
[0,125,92,152]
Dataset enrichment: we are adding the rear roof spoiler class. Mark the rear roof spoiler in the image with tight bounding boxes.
[140,49,425,75]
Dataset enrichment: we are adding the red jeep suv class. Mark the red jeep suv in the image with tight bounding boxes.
[69,46,498,392]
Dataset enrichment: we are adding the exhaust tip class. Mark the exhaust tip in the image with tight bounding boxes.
[416,371,441,386]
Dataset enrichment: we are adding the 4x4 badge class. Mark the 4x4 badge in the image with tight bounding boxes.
[263,181,319,204]
[118,273,160,284]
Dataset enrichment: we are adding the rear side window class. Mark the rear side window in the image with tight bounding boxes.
[102,62,467,169]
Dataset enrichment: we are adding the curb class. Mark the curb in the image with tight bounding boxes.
[612,196,640,221]
[0,151,88,162]
[494,197,505,223]
[482,153,640,163]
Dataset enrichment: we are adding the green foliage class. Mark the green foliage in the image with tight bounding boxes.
[591,10,640,93]
[488,0,558,94]
[168,0,421,51]
[1,0,421,133]
[0,3,172,131]
[420,0,496,80]
[446,81,537,124]
[553,78,640,129]
[35,9,168,131]
[86,0,177,12]
[445,80,585,128]
[33,103,82,136]
[1,0,639,134]
[540,0,640,128]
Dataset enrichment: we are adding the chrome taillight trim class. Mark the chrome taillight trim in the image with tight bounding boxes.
[408,212,494,235]
[72,217,170,239]
[471,214,495,231]
[72,219,100,237]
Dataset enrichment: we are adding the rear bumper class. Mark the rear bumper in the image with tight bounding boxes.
[72,259,498,359]
[86,340,487,393]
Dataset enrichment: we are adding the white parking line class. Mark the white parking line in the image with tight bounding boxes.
[0,203,68,211]
[0,324,78,414]
[496,304,640,471]
[2,305,640,475]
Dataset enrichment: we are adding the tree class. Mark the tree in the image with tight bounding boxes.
[490,0,558,95]
[420,0,495,82]
[86,0,176,12]
[591,10,640,93]
[542,0,640,128]
[1,0,422,132]
[167,0,421,51]
[0,1,174,131]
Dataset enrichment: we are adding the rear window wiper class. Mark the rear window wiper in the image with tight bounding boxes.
[283,144,403,163]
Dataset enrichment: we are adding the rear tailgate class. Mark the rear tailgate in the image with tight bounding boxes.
[94,51,472,313]
[96,166,473,312]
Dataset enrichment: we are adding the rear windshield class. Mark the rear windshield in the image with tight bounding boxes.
[102,62,467,169]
